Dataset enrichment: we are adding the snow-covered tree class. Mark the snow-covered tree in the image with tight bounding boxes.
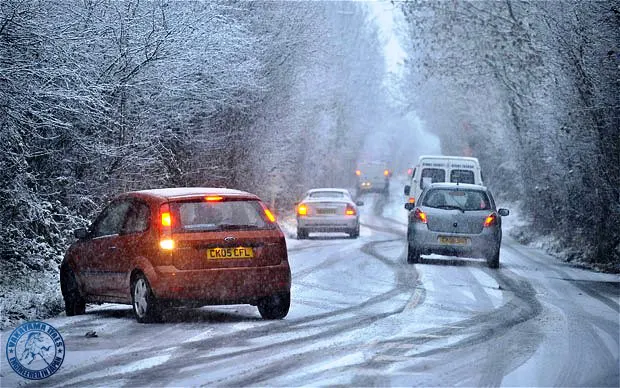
[399,0,619,266]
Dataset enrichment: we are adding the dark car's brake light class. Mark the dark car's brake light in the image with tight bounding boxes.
[159,203,174,250]
[414,208,427,224]
[484,213,497,227]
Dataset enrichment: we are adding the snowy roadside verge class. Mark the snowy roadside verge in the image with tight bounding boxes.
[504,200,620,274]
[0,259,64,330]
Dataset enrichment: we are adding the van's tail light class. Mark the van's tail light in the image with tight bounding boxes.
[355,170,361,176]
[414,208,427,224]
[484,213,497,227]
[408,197,415,204]
[159,203,174,250]
[384,169,390,176]
[345,204,356,216]
[297,203,308,216]
[407,168,413,176]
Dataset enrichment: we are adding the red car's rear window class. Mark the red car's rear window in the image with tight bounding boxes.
[169,199,275,232]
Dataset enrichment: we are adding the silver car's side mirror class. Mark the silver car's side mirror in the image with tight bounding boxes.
[355,201,364,206]
[498,208,510,216]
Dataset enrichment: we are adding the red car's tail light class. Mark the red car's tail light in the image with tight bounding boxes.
[159,203,172,228]
[345,204,356,215]
[264,208,276,223]
[484,213,497,227]
[257,202,277,223]
[297,204,308,216]
[159,203,174,250]
[161,211,172,227]
[414,208,427,223]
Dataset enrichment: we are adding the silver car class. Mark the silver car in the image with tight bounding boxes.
[404,183,509,268]
[296,188,364,239]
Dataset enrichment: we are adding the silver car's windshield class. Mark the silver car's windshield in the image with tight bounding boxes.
[422,189,491,211]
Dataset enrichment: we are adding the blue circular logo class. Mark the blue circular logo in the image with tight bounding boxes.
[5,321,65,380]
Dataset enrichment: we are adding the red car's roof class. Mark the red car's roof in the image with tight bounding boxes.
[123,187,260,201]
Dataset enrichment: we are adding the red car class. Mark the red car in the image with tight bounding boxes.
[60,188,291,323]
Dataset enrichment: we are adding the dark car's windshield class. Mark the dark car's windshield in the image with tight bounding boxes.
[422,189,491,211]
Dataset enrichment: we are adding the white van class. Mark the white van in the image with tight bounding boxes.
[404,155,483,205]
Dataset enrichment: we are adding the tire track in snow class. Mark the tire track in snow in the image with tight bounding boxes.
[35,232,417,387]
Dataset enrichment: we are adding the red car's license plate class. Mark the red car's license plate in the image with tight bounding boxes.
[207,247,254,259]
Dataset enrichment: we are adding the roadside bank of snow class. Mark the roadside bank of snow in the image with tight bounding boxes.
[0,259,64,330]
[505,201,619,274]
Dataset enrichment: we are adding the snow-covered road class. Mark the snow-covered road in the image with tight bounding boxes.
[2,184,618,387]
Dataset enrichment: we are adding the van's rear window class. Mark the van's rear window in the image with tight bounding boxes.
[170,199,274,232]
[420,168,446,189]
[450,169,475,184]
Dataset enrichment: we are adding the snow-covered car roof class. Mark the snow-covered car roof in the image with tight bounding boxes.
[125,187,259,200]
[303,188,354,201]
[425,182,488,191]
[306,188,352,194]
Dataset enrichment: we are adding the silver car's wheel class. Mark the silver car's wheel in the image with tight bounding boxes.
[487,249,500,269]
[407,244,420,264]
[132,274,160,323]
